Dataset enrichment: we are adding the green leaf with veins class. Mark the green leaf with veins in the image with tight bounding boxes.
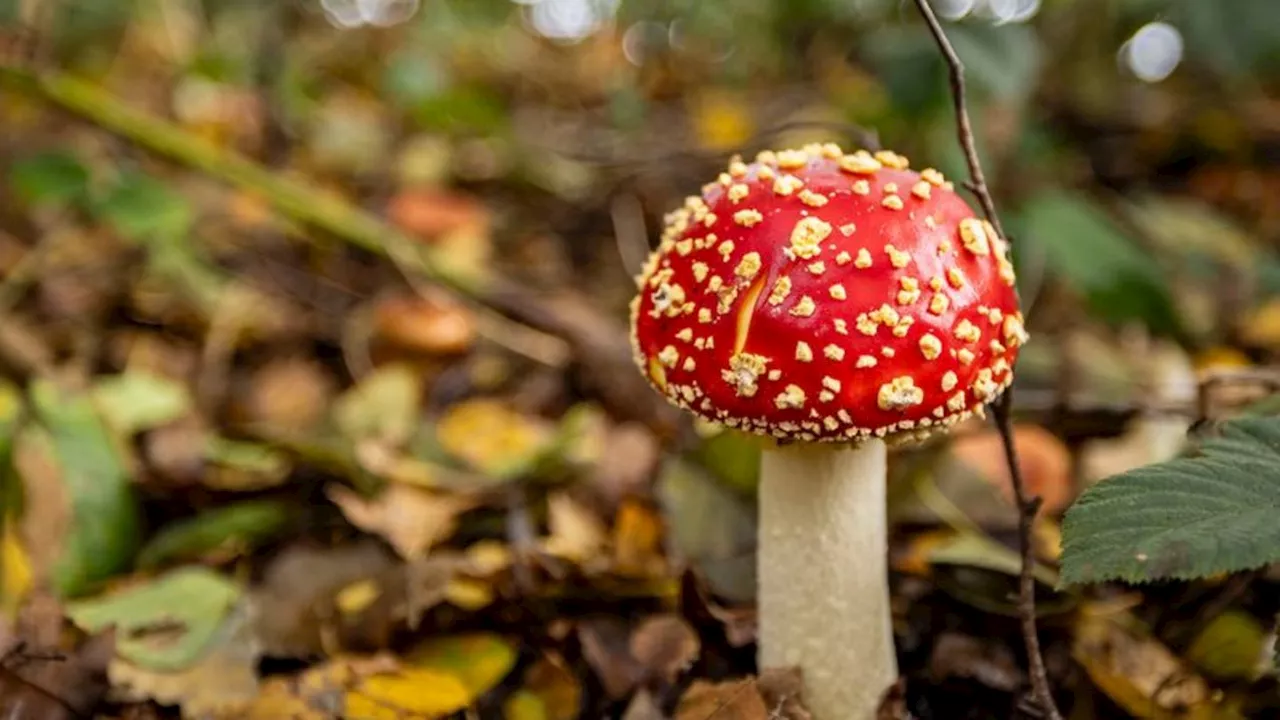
[1061,416,1280,586]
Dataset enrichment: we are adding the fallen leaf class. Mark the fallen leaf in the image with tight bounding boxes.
[757,667,812,720]
[622,688,667,720]
[0,629,115,720]
[407,633,517,698]
[333,363,423,448]
[66,567,240,672]
[613,499,667,577]
[327,484,476,560]
[328,634,515,719]
[202,435,292,491]
[25,380,142,597]
[1185,611,1271,681]
[1073,614,1228,719]
[435,398,556,481]
[91,371,193,436]
[503,652,581,720]
[540,491,607,565]
[107,597,261,718]
[630,614,700,685]
[238,654,400,720]
[577,617,643,700]
[0,522,31,620]
[344,667,472,718]
[251,541,396,657]
[675,678,769,720]
[136,499,292,569]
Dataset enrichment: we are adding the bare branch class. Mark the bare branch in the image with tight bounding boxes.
[910,2,1063,718]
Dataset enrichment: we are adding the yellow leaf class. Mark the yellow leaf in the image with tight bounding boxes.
[504,690,548,720]
[444,577,494,610]
[613,499,666,577]
[1073,615,1239,720]
[435,399,554,480]
[1,522,32,619]
[345,668,472,719]
[336,578,382,616]
[409,633,518,697]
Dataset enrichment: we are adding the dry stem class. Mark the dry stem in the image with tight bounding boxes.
[910,2,1063,717]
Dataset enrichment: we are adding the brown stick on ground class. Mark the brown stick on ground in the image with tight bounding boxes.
[909,2,1064,718]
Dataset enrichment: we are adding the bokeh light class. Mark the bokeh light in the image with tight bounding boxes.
[522,0,620,43]
[320,0,420,28]
[1122,22,1184,83]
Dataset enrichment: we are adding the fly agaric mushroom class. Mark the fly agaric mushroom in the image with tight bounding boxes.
[629,144,1026,719]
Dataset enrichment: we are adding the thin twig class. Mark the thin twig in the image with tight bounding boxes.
[910,2,1063,718]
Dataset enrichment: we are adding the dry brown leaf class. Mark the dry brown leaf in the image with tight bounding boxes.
[326,484,476,560]
[629,614,700,685]
[758,667,813,720]
[1073,614,1226,719]
[504,651,582,720]
[541,492,608,565]
[675,678,769,720]
[577,617,643,700]
[0,629,115,720]
[251,541,396,657]
[622,688,668,720]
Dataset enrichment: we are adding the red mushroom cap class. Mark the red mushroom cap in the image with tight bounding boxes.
[629,144,1026,443]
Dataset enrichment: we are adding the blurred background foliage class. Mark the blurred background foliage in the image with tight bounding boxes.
[3,0,1280,717]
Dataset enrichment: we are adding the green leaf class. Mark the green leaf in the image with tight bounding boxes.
[9,151,90,208]
[1061,416,1280,586]
[1012,191,1183,337]
[66,567,240,672]
[136,500,292,570]
[28,380,142,597]
[92,371,193,436]
[94,170,193,242]
[333,364,422,446]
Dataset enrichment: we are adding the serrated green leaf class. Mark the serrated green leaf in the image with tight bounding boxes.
[94,170,193,242]
[1061,416,1280,586]
[9,151,90,208]
[29,380,142,597]
[136,499,291,570]
[66,566,240,672]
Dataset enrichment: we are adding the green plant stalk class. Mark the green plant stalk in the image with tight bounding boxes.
[0,67,478,295]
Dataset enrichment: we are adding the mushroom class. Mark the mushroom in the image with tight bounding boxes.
[629,144,1026,718]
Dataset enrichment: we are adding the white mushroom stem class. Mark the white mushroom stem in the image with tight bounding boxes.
[758,438,897,719]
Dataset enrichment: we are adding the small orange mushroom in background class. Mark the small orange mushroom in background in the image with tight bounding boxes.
[629,143,1026,719]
